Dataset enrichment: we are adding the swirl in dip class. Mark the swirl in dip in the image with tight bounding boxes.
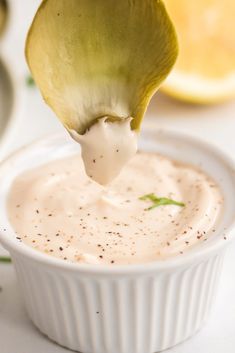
[7,150,223,265]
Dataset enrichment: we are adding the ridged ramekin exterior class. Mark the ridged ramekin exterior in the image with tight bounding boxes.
[12,250,225,353]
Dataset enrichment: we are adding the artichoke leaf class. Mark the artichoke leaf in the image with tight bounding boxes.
[26,0,178,134]
[0,0,7,36]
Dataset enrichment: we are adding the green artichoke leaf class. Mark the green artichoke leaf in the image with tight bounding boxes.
[0,0,8,36]
[26,0,178,134]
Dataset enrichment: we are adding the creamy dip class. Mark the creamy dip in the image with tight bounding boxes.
[7,152,223,265]
[69,117,138,185]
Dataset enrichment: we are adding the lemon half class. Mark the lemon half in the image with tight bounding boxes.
[162,0,235,104]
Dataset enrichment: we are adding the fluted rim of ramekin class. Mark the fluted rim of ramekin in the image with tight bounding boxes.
[0,129,235,275]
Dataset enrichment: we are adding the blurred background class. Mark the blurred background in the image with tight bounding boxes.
[0,1,235,352]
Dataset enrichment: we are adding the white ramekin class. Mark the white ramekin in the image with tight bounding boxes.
[0,129,235,353]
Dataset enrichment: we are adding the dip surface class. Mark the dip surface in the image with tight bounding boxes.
[7,152,223,265]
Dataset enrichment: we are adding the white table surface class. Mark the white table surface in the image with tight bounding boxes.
[1,1,235,352]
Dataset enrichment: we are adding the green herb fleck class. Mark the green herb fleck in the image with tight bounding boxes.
[139,193,185,211]
[26,75,35,87]
[0,256,11,263]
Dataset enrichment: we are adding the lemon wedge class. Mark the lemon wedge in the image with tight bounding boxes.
[26,0,177,134]
[162,0,235,104]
